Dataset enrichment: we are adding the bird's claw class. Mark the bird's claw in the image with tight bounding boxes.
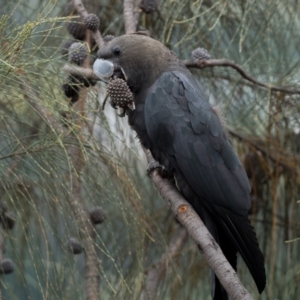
[147,161,163,177]
[110,99,117,109]
[118,108,126,117]
[147,161,170,178]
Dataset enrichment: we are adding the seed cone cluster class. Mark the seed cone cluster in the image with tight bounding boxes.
[107,78,133,109]
[65,2,86,40]
[84,14,100,31]
[0,202,15,230]
[68,42,88,66]
[0,203,7,215]
[60,40,74,57]
[191,47,212,61]
[67,238,83,255]
[62,75,96,104]
[140,0,157,14]
[0,203,16,275]
[0,258,15,275]
[1,212,16,230]
[66,22,86,40]
[89,207,107,225]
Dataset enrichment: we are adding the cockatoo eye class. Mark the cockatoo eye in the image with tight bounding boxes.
[112,45,121,56]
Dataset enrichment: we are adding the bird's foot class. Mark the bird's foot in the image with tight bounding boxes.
[147,161,172,178]
[147,161,161,176]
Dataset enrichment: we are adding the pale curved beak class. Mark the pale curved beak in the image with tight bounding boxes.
[93,59,114,83]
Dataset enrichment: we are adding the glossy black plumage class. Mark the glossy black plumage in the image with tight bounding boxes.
[97,34,266,299]
[144,71,266,295]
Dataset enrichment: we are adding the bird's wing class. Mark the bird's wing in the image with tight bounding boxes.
[144,70,266,293]
[144,70,251,215]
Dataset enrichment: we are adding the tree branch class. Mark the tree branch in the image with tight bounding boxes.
[66,162,100,300]
[67,32,101,300]
[144,150,254,300]
[123,0,136,34]
[184,59,300,94]
[63,64,98,80]
[23,65,101,300]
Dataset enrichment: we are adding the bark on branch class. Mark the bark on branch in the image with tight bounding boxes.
[144,150,254,300]
[62,64,99,80]
[184,59,300,94]
[123,0,136,34]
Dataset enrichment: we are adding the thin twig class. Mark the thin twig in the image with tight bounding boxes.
[62,64,109,83]
[67,29,101,300]
[21,78,64,134]
[23,60,101,300]
[66,150,100,300]
[143,227,188,300]
[144,149,254,300]
[184,59,300,94]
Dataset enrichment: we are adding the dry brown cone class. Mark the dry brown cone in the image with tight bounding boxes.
[0,258,15,275]
[191,47,212,61]
[107,78,134,110]
[140,0,158,14]
[88,206,107,225]
[83,14,100,31]
[67,238,83,255]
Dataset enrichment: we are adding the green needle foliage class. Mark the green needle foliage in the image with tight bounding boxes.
[0,0,299,299]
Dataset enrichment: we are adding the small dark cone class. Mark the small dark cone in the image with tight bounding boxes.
[62,75,95,100]
[103,35,115,43]
[140,0,158,14]
[107,78,134,109]
[70,93,79,104]
[66,21,86,41]
[0,258,15,275]
[0,203,7,215]
[89,207,107,225]
[64,1,86,40]
[68,42,88,66]
[1,212,16,230]
[60,40,75,57]
[67,238,83,255]
[84,14,100,31]
[77,76,95,88]
[62,78,79,98]
[191,47,212,61]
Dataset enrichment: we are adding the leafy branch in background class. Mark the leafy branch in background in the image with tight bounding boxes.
[0,0,300,299]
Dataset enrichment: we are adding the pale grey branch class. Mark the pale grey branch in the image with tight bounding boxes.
[62,64,99,80]
[123,0,136,34]
[144,150,254,300]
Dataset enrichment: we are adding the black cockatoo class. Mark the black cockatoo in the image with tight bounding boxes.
[96,34,266,299]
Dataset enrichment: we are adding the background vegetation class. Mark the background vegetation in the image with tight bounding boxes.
[0,0,300,299]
